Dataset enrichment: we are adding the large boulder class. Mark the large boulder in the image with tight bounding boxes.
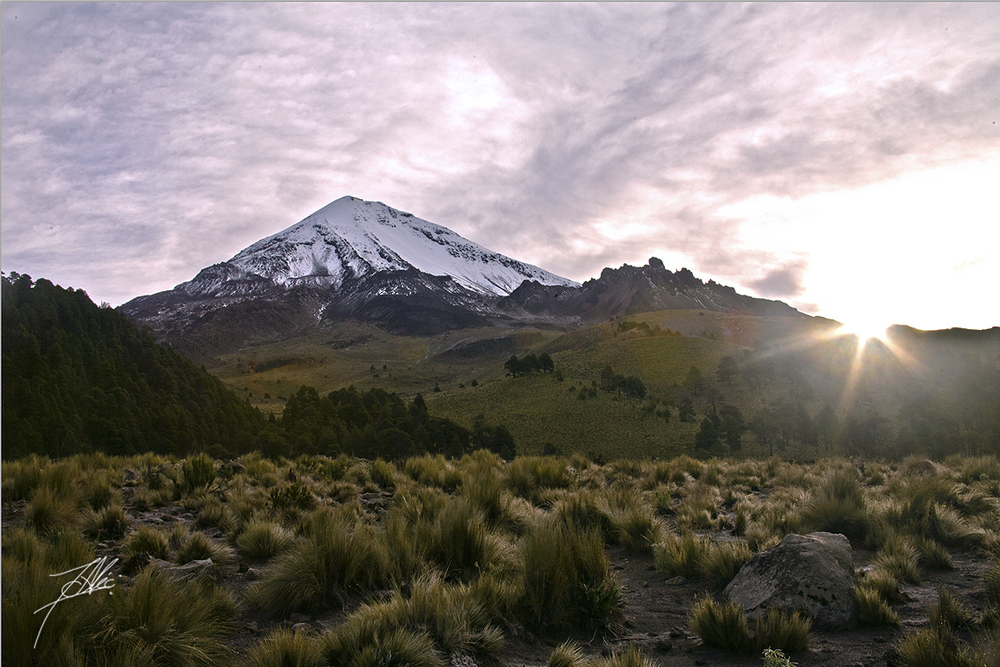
[723,532,857,631]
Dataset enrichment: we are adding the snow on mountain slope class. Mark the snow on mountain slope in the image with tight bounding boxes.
[214,196,577,297]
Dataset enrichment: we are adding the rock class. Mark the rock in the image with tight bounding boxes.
[723,532,857,631]
[123,468,139,482]
[238,561,249,573]
[664,575,685,585]
[656,638,673,652]
[148,558,221,583]
[245,568,262,581]
[245,621,259,634]
[291,622,311,633]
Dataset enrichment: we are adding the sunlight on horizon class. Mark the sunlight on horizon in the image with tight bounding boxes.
[728,155,1000,331]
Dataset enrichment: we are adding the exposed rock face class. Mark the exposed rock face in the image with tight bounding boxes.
[724,532,857,631]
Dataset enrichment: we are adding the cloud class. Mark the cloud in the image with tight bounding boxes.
[2,3,999,329]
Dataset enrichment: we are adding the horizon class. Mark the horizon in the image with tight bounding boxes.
[2,3,998,331]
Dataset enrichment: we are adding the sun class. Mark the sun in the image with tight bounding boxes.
[838,316,890,344]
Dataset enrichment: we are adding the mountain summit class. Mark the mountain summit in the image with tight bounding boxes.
[121,195,803,356]
[180,196,577,299]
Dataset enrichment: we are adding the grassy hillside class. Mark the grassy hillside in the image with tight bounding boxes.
[204,309,999,462]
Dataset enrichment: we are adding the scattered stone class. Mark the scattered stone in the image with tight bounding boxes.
[669,627,685,638]
[656,638,673,652]
[664,576,685,585]
[123,468,139,483]
[245,568,262,581]
[238,561,249,573]
[291,622,311,633]
[245,621,259,634]
[724,532,857,631]
[451,655,478,667]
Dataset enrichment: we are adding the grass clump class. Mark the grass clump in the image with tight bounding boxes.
[236,519,294,560]
[122,525,171,572]
[82,503,131,541]
[854,586,900,627]
[895,627,980,667]
[873,534,922,585]
[798,467,869,540]
[175,530,235,566]
[547,640,586,667]
[248,507,390,616]
[688,595,752,652]
[930,587,974,632]
[689,596,811,654]
[246,627,322,667]
[87,566,233,667]
[522,516,623,633]
[25,486,79,534]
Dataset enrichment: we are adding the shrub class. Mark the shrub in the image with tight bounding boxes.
[236,519,295,560]
[246,627,322,667]
[762,648,797,667]
[854,586,900,627]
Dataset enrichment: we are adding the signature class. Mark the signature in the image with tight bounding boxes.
[33,557,118,648]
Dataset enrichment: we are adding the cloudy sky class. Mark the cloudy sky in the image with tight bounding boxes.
[3,3,998,331]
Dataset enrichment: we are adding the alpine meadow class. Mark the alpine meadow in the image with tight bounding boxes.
[4,4,1000,667]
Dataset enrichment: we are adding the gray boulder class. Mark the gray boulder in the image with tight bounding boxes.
[724,532,857,631]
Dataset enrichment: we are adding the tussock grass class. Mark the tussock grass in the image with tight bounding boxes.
[688,595,752,652]
[246,627,322,667]
[854,586,900,627]
[930,587,975,631]
[427,497,513,580]
[689,597,811,654]
[522,516,622,633]
[82,503,130,541]
[248,507,391,616]
[596,645,658,667]
[857,567,909,605]
[320,573,503,665]
[175,529,235,566]
[195,495,237,533]
[547,640,586,667]
[122,525,171,572]
[89,566,234,667]
[873,534,922,585]
[25,486,80,534]
[798,467,869,540]
[236,519,295,560]
[895,627,980,667]
[986,560,1000,602]
[696,540,753,590]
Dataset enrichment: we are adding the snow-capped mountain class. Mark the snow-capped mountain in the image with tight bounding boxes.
[180,196,577,298]
[120,196,579,350]
[120,195,805,357]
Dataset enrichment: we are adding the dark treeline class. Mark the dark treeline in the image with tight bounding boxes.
[2,274,513,461]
